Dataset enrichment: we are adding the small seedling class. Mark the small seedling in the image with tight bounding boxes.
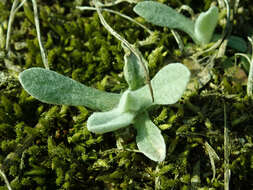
[18,0,191,162]
[133,1,219,46]
[19,60,190,162]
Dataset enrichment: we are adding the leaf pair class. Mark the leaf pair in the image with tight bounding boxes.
[133,1,219,45]
[19,63,190,162]
[87,62,191,134]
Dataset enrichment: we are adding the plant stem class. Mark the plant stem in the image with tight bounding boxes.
[234,38,253,97]
[5,0,19,53]
[247,37,253,97]
[171,29,184,51]
[6,0,49,69]
[224,102,230,190]
[6,0,27,53]
[95,0,138,7]
[76,6,152,34]
[0,168,12,190]
[31,0,49,69]
[93,0,154,102]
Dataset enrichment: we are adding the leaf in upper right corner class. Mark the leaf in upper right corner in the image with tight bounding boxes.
[134,112,166,162]
[133,1,195,41]
[194,6,219,45]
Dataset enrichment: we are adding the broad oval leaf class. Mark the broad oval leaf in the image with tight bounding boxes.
[19,68,120,111]
[133,63,190,105]
[194,6,218,45]
[134,1,196,43]
[134,112,166,162]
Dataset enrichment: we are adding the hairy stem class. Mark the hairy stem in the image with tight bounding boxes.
[224,102,230,190]
[93,0,154,101]
[0,168,12,190]
[247,37,253,97]
[31,0,49,69]
[5,0,19,53]
[76,6,152,34]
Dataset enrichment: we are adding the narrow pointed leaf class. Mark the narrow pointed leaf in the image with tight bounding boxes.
[133,63,190,105]
[134,1,196,42]
[124,51,147,90]
[194,6,218,45]
[87,108,135,134]
[19,68,120,111]
[134,112,166,162]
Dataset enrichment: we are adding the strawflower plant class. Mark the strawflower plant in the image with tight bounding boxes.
[19,59,190,162]
[18,0,191,162]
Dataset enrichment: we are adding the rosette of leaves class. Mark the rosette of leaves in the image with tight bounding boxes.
[134,1,219,46]
[19,52,190,162]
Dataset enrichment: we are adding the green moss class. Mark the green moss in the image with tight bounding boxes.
[0,0,253,189]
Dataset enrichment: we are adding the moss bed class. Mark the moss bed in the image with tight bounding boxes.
[0,0,253,189]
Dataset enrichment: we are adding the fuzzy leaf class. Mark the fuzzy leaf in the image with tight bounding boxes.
[134,112,166,162]
[134,1,195,42]
[87,90,141,134]
[117,90,144,112]
[87,109,135,134]
[124,51,147,90]
[134,63,190,105]
[19,68,120,111]
[194,6,218,45]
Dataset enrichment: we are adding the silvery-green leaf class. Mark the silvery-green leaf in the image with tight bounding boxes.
[87,90,140,134]
[194,6,218,45]
[124,51,147,90]
[134,1,196,43]
[119,89,152,113]
[19,68,120,111]
[87,108,135,134]
[134,112,166,162]
[133,63,190,105]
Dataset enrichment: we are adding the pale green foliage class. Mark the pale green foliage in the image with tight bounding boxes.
[87,90,137,134]
[135,112,166,162]
[134,1,219,45]
[124,51,147,90]
[194,6,218,45]
[19,60,190,162]
[19,68,120,111]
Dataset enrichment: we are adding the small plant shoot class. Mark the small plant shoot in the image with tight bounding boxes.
[134,1,218,45]
[19,61,190,162]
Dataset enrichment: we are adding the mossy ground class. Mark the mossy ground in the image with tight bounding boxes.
[0,0,253,189]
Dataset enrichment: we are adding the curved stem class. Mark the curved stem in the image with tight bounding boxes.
[93,0,154,102]
[6,0,27,53]
[247,37,253,97]
[94,0,138,7]
[32,0,49,69]
[76,6,152,34]
[0,168,12,190]
[5,0,19,53]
